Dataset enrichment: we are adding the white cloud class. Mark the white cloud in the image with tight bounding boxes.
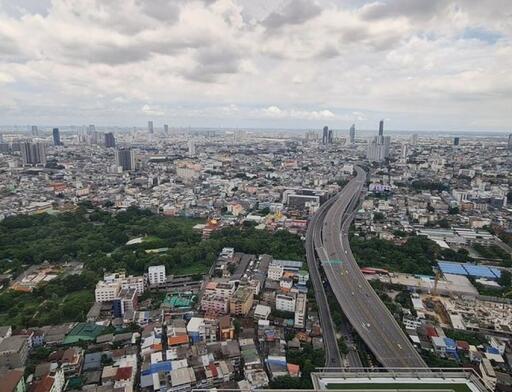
[0,71,14,83]
[0,0,511,130]
[141,104,165,116]
[262,106,335,120]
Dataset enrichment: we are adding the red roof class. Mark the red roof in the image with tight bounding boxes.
[168,335,189,346]
[287,363,301,376]
[31,375,55,392]
[115,367,133,381]
[2,370,24,392]
[208,363,218,378]
[457,340,470,351]
[426,325,438,337]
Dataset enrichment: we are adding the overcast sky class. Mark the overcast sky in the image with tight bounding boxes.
[0,0,511,131]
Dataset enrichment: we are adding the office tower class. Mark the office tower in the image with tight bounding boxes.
[349,124,356,144]
[0,143,9,153]
[21,142,47,165]
[401,143,408,159]
[88,124,96,133]
[31,126,38,136]
[52,128,61,146]
[148,121,154,134]
[367,121,391,162]
[328,129,333,144]
[188,140,196,157]
[410,133,418,146]
[164,124,169,135]
[367,137,389,162]
[453,137,460,146]
[508,134,512,150]
[383,136,391,156]
[322,126,329,144]
[104,132,116,148]
[115,148,136,171]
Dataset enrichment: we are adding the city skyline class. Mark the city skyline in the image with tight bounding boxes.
[0,0,511,130]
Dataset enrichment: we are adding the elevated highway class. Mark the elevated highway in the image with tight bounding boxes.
[311,166,428,369]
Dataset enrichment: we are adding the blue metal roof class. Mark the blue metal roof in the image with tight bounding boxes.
[463,264,496,279]
[438,261,467,275]
[438,261,500,280]
[141,361,172,376]
[490,267,502,278]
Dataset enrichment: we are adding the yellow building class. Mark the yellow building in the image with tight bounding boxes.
[229,287,254,316]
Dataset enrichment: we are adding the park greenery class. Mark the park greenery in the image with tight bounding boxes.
[0,205,305,328]
[350,235,440,275]
[473,244,512,267]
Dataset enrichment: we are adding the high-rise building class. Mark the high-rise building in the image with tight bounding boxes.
[367,121,390,162]
[410,133,418,146]
[31,126,38,136]
[115,148,136,171]
[88,124,96,133]
[188,140,196,156]
[148,265,166,286]
[349,124,356,144]
[322,126,329,144]
[401,143,408,159]
[148,121,154,134]
[104,132,116,148]
[367,136,390,162]
[164,124,169,135]
[52,128,61,146]
[508,133,512,150]
[328,129,333,144]
[20,142,47,165]
[453,137,460,146]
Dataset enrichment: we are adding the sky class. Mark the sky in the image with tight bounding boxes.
[0,0,511,131]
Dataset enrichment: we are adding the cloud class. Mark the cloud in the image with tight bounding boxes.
[262,106,335,120]
[0,0,511,130]
[262,0,322,29]
[0,71,15,84]
[360,0,446,21]
[141,104,165,116]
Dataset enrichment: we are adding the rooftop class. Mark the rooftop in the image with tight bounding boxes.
[311,368,490,392]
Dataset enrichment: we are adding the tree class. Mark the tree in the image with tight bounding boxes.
[448,206,460,215]
[498,270,511,288]
[373,212,385,222]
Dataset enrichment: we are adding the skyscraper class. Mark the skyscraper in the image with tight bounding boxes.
[104,132,116,148]
[410,133,418,146]
[349,124,356,144]
[367,121,391,162]
[164,124,169,135]
[31,126,38,136]
[453,137,460,146]
[188,140,196,157]
[148,121,154,134]
[401,143,408,159]
[21,142,47,165]
[115,148,136,171]
[322,126,329,144]
[508,134,512,150]
[328,129,333,144]
[52,128,61,146]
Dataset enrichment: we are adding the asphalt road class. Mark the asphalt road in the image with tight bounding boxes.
[317,166,428,369]
[305,196,343,368]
